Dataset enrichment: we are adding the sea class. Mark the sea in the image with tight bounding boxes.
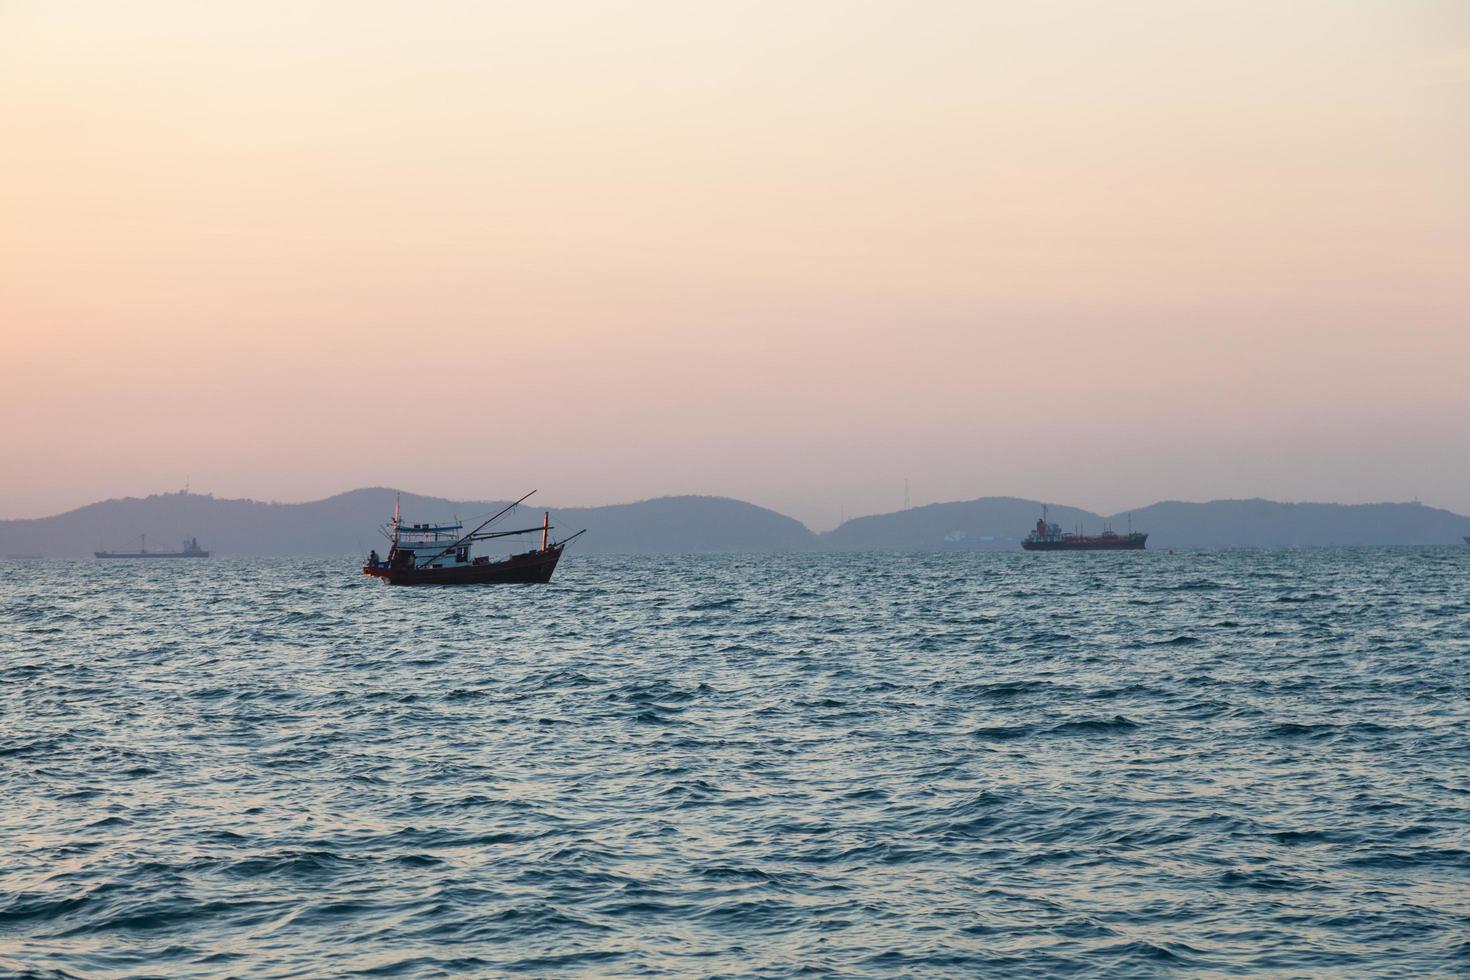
[2,549,1468,977]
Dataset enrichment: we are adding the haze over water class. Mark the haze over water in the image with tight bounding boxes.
[3,1,1469,526]
[4,550,1468,975]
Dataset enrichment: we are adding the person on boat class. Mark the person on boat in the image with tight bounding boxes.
[368,549,379,566]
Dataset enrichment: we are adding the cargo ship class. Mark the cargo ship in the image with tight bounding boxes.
[362,491,584,585]
[95,535,209,559]
[1022,508,1146,551]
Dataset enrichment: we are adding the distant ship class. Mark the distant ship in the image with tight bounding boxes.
[95,534,209,559]
[1023,508,1147,551]
[362,491,584,585]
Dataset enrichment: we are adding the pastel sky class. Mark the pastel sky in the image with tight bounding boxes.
[3,1,1467,528]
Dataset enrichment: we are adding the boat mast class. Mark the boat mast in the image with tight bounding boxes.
[387,494,401,561]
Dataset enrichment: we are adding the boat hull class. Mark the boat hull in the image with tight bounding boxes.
[1022,535,1147,551]
[365,544,564,585]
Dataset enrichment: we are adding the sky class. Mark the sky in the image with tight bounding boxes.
[2,1,1467,530]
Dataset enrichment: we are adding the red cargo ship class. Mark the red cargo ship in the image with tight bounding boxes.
[1022,508,1147,551]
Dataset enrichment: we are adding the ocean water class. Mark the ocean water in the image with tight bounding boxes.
[2,549,1468,977]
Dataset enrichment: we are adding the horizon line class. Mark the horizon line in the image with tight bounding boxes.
[4,486,1462,530]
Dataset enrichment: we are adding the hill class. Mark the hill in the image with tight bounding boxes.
[820,496,1470,550]
[4,490,1468,557]
[1122,498,1470,549]
[821,497,1103,551]
[0,490,819,558]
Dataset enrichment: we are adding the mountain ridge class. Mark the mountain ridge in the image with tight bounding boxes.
[820,495,1470,551]
[3,490,1468,557]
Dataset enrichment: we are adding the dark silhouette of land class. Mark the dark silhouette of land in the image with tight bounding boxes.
[0,490,815,558]
[821,496,1470,551]
[3,489,1468,557]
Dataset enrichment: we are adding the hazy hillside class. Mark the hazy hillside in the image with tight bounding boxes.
[1122,499,1470,549]
[5,490,1468,557]
[550,496,818,553]
[822,496,1470,550]
[0,490,818,558]
[822,497,1102,551]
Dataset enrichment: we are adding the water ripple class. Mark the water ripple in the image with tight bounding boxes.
[2,549,1468,975]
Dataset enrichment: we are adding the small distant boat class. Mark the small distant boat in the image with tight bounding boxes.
[1022,507,1147,551]
[362,491,584,585]
[95,535,209,559]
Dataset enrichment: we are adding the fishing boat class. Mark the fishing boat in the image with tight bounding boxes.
[362,491,584,585]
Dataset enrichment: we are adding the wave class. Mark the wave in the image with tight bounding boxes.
[1,550,1465,976]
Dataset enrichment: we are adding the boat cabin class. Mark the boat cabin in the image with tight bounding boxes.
[392,522,476,568]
